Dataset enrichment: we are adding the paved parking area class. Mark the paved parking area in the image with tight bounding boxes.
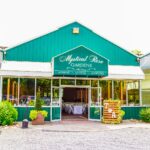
[0,120,150,150]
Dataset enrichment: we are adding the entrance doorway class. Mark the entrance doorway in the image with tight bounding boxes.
[62,87,88,120]
[51,80,102,122]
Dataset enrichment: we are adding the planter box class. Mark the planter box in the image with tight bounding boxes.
[32,113,45,125]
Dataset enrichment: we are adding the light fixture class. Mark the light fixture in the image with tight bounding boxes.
[73,27,79,34]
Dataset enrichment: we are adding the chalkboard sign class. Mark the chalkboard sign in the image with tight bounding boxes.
[52,46,108,77]
[103,100,121,124]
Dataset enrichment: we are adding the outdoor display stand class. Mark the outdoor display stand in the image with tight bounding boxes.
[103,100,121,124]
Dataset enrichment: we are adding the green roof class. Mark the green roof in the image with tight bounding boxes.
[5,22,139,66]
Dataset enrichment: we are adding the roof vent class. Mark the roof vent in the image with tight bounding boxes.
[73,27,79,34]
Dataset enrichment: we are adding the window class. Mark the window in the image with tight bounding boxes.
[61,79,75,85]
[36,79,51,106]
[2,78,18,105]
[127,81,139,106]
[142,72,150,105]
[76,80,90,86]
[20,78,35,106]
[99,80,112,102]
[114,81,127,105]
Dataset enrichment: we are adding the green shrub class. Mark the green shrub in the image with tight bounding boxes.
[140,108,150,122]
[120,110,125,118]
[35,98,42,110]
[0,101,18,126]
[29,110,48,120]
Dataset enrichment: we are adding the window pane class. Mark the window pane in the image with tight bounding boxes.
[20,78,35,105]
[114,81,126,105]
[52,88,59,106]
[76,80,90,86]
[91,80,98,87]
[53,79,59,86]
[61,79,75,85]
[142,90,150,105]
[127,81,139,106]
[99,80,112,102]
[91,88,98,105]
[36,79,51,106]
[2,78,18,106]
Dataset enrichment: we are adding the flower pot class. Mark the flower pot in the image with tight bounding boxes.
[32,113,45,125]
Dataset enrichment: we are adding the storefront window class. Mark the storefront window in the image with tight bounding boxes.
[76,80,90,86]
[114,81,126,105]
[52,88,59,106]
[91,80,98,87]
[127,81,139,106]
[99,80,112,103]
[61,79,75,85]
[20,78,35,106]
[2,78,18,105]
[36,79,51,106]
[142,72,150,105]
[91,88,99,105]
[52,79,59,86]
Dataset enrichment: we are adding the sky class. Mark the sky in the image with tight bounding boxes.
[0,0,150,54]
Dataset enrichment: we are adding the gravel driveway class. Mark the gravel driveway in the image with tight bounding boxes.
[0,120,150,150]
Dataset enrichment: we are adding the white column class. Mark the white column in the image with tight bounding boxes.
[139,80,142,106]
[0,76,3,101]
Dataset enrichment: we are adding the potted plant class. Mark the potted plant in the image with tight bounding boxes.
[29,94,48,125]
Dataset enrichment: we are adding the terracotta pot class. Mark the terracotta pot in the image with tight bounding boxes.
[32,113,45,125]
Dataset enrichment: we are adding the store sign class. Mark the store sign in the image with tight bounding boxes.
[52,46,108,77]
[103,100,121,124]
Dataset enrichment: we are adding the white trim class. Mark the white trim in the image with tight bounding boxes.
[52,45,109,62]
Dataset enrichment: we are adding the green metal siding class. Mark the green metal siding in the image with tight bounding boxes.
[52,107,61,120]
[5,22,139,66]
[15,106,150,121]
[90,107,101,120]
[15,107,51,121]
[122,107,147,120]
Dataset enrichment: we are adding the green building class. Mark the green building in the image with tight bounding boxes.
[0,22,145,121]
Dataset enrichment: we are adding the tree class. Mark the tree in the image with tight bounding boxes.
[131,49,143,56]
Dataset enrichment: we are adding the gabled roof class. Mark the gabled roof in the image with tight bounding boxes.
[4,22,139,66]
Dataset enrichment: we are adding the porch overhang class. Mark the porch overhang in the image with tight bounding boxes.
[0,61,144,80]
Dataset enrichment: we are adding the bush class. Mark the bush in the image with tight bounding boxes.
[140,108,150,122]
[29,110,48,120]
[0,101,18,126]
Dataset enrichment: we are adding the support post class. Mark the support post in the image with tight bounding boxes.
[126,81,128,106]
[139,80,142,106]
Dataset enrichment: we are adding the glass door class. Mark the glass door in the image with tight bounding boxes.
[88,87,102,121]
[51,86,62,122]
